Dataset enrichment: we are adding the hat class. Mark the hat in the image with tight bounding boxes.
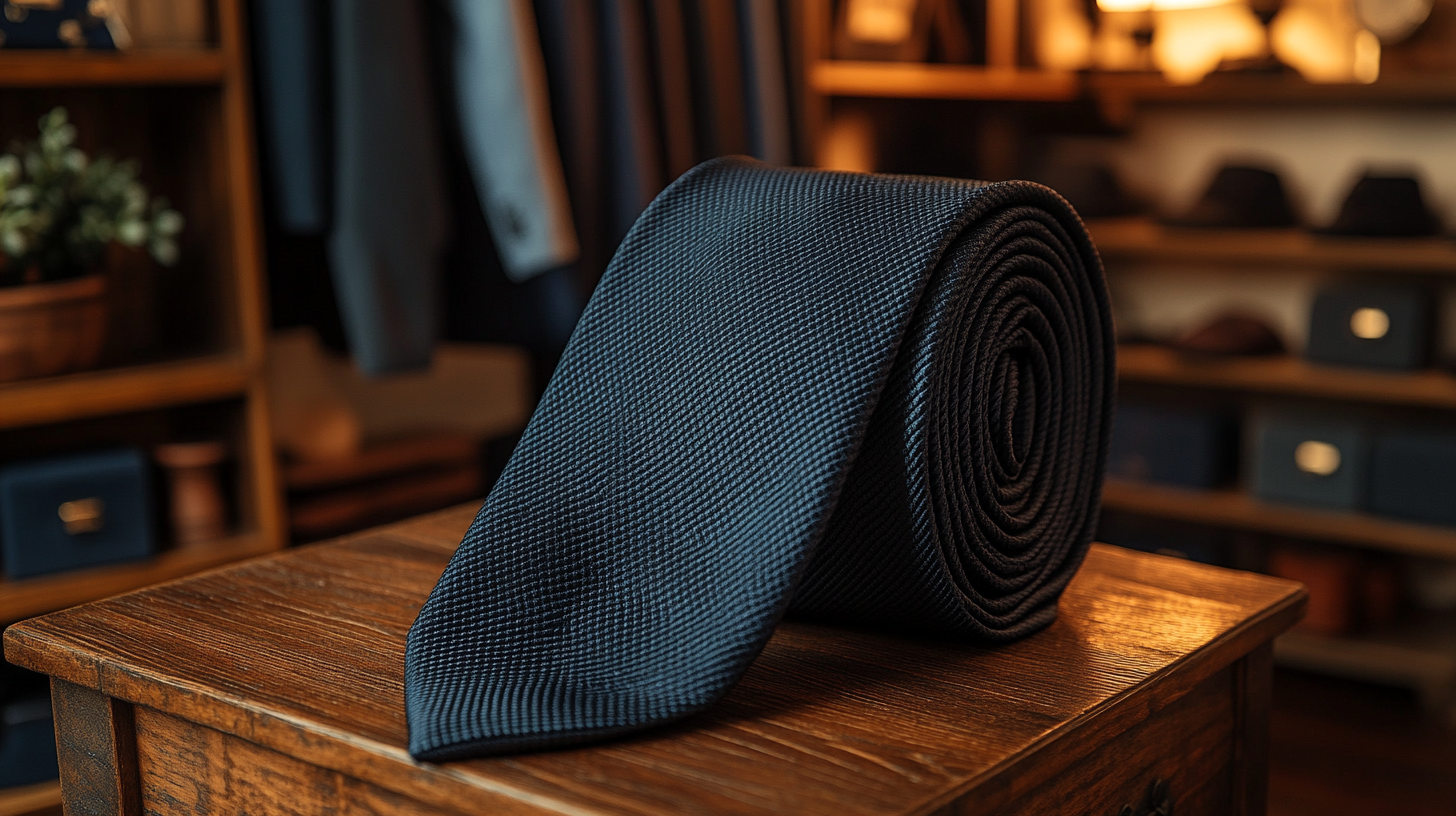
[1030,162,1142,219]
[1165,165,1298,229]
[1173,312,1286,357]
[1320,173,1441,237]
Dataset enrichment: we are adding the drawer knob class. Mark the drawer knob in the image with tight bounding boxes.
[58,497,106,535]
[1115,778,1172,816]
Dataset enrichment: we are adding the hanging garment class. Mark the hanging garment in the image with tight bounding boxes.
[648,0,699,179]
[329,0,448,375]
[738,0,793,165]
[684,0,750,158]
[601,0,667,244]
[251,0,329,234]
[535,0,609,286]
[448,0,580,282]
[405,158,1115,760]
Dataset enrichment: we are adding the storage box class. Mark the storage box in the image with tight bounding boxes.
[1371,429,1456,527]
[0,448,155,580]
[1251,413,1368,510]
[1305,284,1430,371]
[1109,401,1236,489]
[0,693,58,789]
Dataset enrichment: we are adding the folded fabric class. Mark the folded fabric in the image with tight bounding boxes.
[405,158,1114,760]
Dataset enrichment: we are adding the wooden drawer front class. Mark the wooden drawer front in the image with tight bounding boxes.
[965,666,1238,816]
[133,707,455,816]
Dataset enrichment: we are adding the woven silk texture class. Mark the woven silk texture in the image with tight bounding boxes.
[406,158,1115,761]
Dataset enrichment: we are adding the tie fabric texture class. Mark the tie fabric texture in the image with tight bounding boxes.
[405,158,1115,761]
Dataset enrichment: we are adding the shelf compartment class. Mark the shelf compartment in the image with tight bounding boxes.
[1117,344,1456,411]
[1101,480,1456,559]
[810,60,1080,101]
[1087,217,1456,274]
[1275,619,1456,718]
[0,781,60,816]
[0,356,249,430]
[0,531,272,625]
[0,49,224,87]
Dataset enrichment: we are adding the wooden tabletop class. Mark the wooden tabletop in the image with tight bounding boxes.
[4,504,1305,816]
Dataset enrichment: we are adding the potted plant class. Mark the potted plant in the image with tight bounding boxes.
[0,107,182,382]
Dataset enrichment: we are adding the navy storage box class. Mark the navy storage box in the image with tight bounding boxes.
[1371,429,1456,527]
[1305,284,1430,371]
[1109,401,1237,489]
[0,693,58,789]
[0,448,155,580]
[1251,413,1368,510]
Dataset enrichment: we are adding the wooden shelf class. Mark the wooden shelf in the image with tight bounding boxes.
[1090,71,1456,125]
[0,48,225,87]
[1117,344,1456,410]
[0,355,249,430]
[1275,618,1456,717]
[1087,217,1456,274]
[1102,480,1456,559]
[0,781,60,816]
[810,60,1080,101]
[0,531,272,625]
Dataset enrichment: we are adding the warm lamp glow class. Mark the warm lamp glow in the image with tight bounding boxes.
[1097,0,1233,10]
[1097,0,1152,11]
[1271,0,1382,84]
[1152,2,1267,84]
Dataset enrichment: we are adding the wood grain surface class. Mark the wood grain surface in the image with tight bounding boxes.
[4,504,1305,816]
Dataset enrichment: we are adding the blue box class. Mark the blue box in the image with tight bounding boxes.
[0,693,58,789]
[0,0,118,49]
[1305,284,1430,371]
[0,448,155,580]
[1251,413,1368,510]
[1371,429,1456,527]
[1109,401,1237,489]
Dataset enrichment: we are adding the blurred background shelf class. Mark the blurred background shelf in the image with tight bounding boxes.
[1087,218,1456,274]
[1089,72,1456,125]
[810,61,1080,101]
[0,356,249,430]
[1276,616,1456,717]
[0,781,60,816]
[0,49,225,87]
[1102,480,1456,558]
[0,531,271,626]
[1117,344,1456,410]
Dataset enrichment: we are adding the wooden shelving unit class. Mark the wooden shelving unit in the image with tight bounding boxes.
[1276,616,1456,719]
[1117,344,1456,410]
[1102,480,1456,559]
[0,531,272,625]
[1089,71,1456,126]
[810,61,1080,101]
[0,355,249,430]
[1087,217,1456,274]
[1,7,280,812]
[0,49,225,87]
[0,782,58,816]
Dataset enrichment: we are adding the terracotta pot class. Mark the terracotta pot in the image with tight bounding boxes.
[0,275,107,382]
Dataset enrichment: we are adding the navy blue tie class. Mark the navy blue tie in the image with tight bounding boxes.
[405,159,1114,761]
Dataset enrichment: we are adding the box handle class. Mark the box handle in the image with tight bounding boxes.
[1294,440,1341,476]
[1350,307,1390,340]
[58,497,105,535]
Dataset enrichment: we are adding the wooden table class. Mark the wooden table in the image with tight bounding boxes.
[4,504,1304,816]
